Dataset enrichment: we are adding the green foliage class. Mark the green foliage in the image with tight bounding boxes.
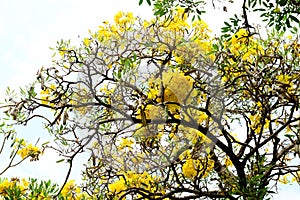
[139,0,300,33]
[253,0,300,31]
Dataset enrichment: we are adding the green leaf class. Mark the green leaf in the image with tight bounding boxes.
[253,8,266,12]
[278,0,287,6]
[284,134,294,138]
[196,8,203,15]
[251,0,257,8]
[0,122,5,127]
[291,26,298,34]
[56,159,65,163]
[290,15,300,23]
[212,44,219,50]
[224,21,231,27]
[154,9,166,16]
[221,27,230,33]
[262,1,268,7]
[286,17,291,28]
[146,0,151,6]
[139,0,143,5]
[42,141,50,146]
[10,149,15,158]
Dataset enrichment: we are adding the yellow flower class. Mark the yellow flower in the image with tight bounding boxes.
[232,29,249,44]
[61,180,81,197]
[118,137,134,150]
[174,55,185,64]
[279,174,290,184]
[224,156,233,167]
[108,177,126,194]
[83,38,91,46]
[59,47,67,57]
[113,11,136,31]
[162,71,194,104]
[21,178,29,189]
[182,159,199,178]
[276,74,291,85]
[274,6,280,13]
[40,84,56,106]
[17,143,41,160]
[40,89,50,105]
[114,11,123,24]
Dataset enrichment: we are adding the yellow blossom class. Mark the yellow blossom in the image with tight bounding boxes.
[182,159,199,178]
[118,137,135,150]
[279,174,290,184]
[61,180,81,197]
[17,143,41,160]
[108,177,126,194]
[83,38,91,46]
[40,84,56,106]
[274,6,280,13]
[276,74,291,85]
[224,156,233,167]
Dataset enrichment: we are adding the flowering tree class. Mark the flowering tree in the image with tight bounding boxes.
[0,2,299,200]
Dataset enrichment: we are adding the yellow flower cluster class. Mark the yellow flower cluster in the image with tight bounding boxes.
[114,11,136,28]
[276,74,292,85]
[146,104,166,120]
[0,178,29,197]
[108,171,160,198]
[249,113,270,134]
[274,171,300,185]
[162,10,213,64]
[61,180,83,199]
[83,38,91,47]
[108,177,127,195]
[228,29,264,63]
[148,71,195,103]
[178,134,214,180]
[17,143,41,161]
[40,84,57,107]
[279,174,290,184]
[182,157,214,179]
[224,156,233,167]
[145,71,197,122]
[166,7,190,32]
[276,74,296,94]
[71,85,92,115]
[118,137,135,150]
[182,158,199,178]
[220,29,265,83]
[94,11,136,43]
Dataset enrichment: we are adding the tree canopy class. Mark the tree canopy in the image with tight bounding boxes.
[0,0,299,199]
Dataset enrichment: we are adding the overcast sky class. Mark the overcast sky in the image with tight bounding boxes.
[0,0,298,199]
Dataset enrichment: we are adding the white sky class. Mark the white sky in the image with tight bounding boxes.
[0,0,298,199]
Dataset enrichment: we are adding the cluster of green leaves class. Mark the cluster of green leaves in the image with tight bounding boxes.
[139,0,300,35]
[139,0,206,20]
[221,14,242,40]
[250,0,300,32]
